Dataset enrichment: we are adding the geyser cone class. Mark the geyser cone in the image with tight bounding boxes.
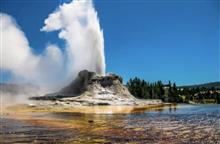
[30,70,162,106]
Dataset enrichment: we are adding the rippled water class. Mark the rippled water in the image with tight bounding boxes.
[1,104,220,143]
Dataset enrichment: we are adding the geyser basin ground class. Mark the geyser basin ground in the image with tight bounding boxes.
[1,104,220,143]
[7,103,170,114]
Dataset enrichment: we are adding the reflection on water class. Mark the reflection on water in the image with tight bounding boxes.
[1,104,220,143]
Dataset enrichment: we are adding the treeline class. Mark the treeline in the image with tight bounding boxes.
[179,87,220,104]
[126,77,220,104]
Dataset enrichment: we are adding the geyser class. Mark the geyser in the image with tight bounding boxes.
[0,0,105,90]
[41,0,106,77]
[31,70,163,106]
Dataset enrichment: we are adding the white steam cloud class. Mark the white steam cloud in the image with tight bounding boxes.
[0,0,105,91]
[41,0,105,77]
[0,13,64,90]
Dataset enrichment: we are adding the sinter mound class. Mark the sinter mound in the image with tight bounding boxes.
[30,70,162,106]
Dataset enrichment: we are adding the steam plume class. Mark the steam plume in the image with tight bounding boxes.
[0,0,105,91]
[42,0,105,77]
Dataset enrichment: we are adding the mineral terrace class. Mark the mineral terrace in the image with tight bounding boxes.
[30,70,162,107]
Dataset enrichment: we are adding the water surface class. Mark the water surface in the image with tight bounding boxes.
[1,104,220,143]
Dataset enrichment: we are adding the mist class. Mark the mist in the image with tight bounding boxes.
[0,0,105,95]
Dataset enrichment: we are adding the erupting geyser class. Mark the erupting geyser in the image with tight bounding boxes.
[41,0,106,76]
[0,0,105,91]
[0,0,163,108]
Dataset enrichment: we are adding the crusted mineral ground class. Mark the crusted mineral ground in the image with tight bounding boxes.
[30,70,162,108]
[2,105,220,143]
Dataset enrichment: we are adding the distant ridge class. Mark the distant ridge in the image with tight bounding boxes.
[178,82,220,89]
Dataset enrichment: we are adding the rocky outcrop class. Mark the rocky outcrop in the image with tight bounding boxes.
[30,70,162,106]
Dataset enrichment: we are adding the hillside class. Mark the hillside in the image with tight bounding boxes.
[179,82,220,89]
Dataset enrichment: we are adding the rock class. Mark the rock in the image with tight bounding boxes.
[88,120,94,123]
[59,70,96,96]
[30,70,162,106]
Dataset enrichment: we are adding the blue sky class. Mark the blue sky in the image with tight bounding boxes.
[1,0,219,85]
